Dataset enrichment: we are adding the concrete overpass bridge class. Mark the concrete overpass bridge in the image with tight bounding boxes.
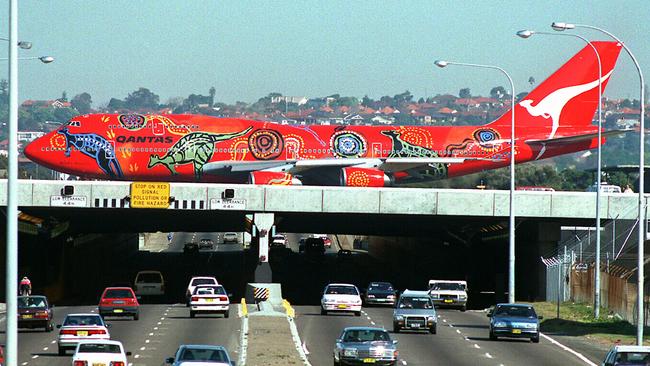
[1,179,645,299]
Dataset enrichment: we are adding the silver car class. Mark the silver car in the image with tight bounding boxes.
[334,327,398,366]
[393,290,437,334]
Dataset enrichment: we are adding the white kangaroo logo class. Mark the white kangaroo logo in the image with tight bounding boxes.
[519,69,612,159]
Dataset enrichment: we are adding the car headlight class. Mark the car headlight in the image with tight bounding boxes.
[387,295,395,299]
[324,299,336,304]
[343,348,358,357]
[459,295,467,300]
[494,321,507,328]
[394,315,404,321]
[427,316,436,322]
[524,323,538,329]
[367,294,375,298]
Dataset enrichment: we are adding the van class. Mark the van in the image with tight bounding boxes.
[133,271,165,296]
[586,182,622,193]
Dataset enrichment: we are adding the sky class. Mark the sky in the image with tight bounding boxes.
[0,0,648,107]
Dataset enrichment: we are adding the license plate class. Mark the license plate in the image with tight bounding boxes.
[512,329,522,334]
[113,309,124,313]
[114,300,125,304]
[444,299,453,303]
[411,323,421,328]
[206,299,214,302]
[22,314,33,319]
[93,363,106,366]
[337,304,347,309]
[77,331,88,336]
[363,358,376,363]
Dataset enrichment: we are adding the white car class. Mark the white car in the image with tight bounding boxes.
[72,340,130,366]
[427,280,468,311]
[57,313,110,356]
[271,235,286,248]
[321,283,362,316]
[190,285,230,318]
[186,276,219,306]
[134,270,165,296]
[223,232,238,244]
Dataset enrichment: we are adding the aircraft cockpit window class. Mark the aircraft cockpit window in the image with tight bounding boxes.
[67,120,81,127]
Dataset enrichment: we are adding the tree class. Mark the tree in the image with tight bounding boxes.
[124,87,160,110]
[60,91,68,102]
[417,97,425,104]
[71,92,93,114]
[107,98,126,111]
[361,95,373,107]
[459,88,471,99]
[490,86,507,100]
[209,86,216,107]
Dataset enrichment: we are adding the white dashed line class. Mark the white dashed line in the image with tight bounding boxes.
[21,362,28,366]
[149,332,154,336]
[31,355,39,359]
[43,346,48,351]
[51,340,56,344]
[401,360,407,365]
[456,329,461,334]
[449,324,454,328]
[485,353,493,359]
[473,344,480,349]
[134,354,140,359]
[370,321,376,325]
[140,346,146,351]
[145,339,150,343]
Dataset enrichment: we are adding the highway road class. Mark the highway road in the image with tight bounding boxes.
[294,305,605,366]
[2,304,240,366]
[166,231,244,253]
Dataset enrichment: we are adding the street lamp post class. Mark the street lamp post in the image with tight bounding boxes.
[0,36,32,49]
[435,60,517,303]
[552,21,646,345]
[0,56,54,63]
[517,29,604,319]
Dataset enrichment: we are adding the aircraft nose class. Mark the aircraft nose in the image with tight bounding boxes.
[24,131,59,168]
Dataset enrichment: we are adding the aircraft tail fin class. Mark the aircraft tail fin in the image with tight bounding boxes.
[490,41,622,137]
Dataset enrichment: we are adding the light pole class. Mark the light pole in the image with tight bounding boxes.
[435,60,517,303]
[5,1,53,362]
[0,56,54,63]
[517,29,604,319]
[0,36,32,49]
[552,21,646,345]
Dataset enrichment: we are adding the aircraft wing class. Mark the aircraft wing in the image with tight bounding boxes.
[525,129,633,146]
[204,157,501,175]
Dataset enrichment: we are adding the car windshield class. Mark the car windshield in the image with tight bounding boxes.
[368,283,393,291]
[78,343,121,353]
[18,296,47,308]
[193,286,226,295]
[430,283,464,291]
[201,238,212,242]
[398,297,433,309]
[104,289,134,298]
[191,278,217,286]
[342,329,390,343]
[179,348,228,362]
[614,351,650,364]
[494,305,536,318]
[136,273,162,283]
[326,286,358,295]
[64,315,103,326]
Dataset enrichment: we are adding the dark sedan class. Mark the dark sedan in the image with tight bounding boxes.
[364,282,397,306]
[18,295,54,332]
[488,303,542,343]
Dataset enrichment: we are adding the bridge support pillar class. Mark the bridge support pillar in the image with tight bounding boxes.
[252,213,274,283]
[518,221,561,301]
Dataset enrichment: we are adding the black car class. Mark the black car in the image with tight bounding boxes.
[18,295,54,332]
[199,238,214,250]
[304,237,325,256]
[183,242,199,254]
[364,282,397,306]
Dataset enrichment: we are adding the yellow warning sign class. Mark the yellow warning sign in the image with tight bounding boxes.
[130,182,170,209]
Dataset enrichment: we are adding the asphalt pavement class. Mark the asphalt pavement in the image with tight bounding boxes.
[295,305,606,366]
[2,303,240,366]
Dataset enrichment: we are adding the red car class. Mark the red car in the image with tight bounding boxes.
[98,287,139,320]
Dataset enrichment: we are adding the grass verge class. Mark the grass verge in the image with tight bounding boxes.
[531,301,650,346]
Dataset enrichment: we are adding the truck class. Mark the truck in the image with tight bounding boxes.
[427,280,468,311]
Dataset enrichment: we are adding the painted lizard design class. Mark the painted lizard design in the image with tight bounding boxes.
[381,130,447,178]
[58,127,123,178]
[148,127,252,180]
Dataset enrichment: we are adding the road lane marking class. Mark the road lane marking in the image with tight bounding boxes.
[456,329,461,334]
[485,353,493,359]
[43,346,48,351]
[21,362,28,366]
[370,321,376,325]
[134,354,140,358]
[145,339,150,343]
[540,333,597,366]
[473,344,480,349]
[31,355,38,359]
[140,346,146,350]
[51,340,56,343]
[149,332,154,336]
[401,361,407,365]
[237,316,249,366]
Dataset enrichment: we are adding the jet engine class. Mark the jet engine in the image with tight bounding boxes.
[340,167,391,187]
[248,171,302,185]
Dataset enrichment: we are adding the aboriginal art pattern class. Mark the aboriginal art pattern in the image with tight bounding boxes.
[330,130,367,158]
[148,127,253,180]
[58,127,124,178]
[380,130,448,178]
[118,114,147,131]
[248,129,284,160]
[473,128,501,151]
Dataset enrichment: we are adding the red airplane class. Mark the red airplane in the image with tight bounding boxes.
[25,41,626,187]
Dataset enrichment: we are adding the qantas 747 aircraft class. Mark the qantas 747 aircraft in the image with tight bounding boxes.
[25,41,626,187]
